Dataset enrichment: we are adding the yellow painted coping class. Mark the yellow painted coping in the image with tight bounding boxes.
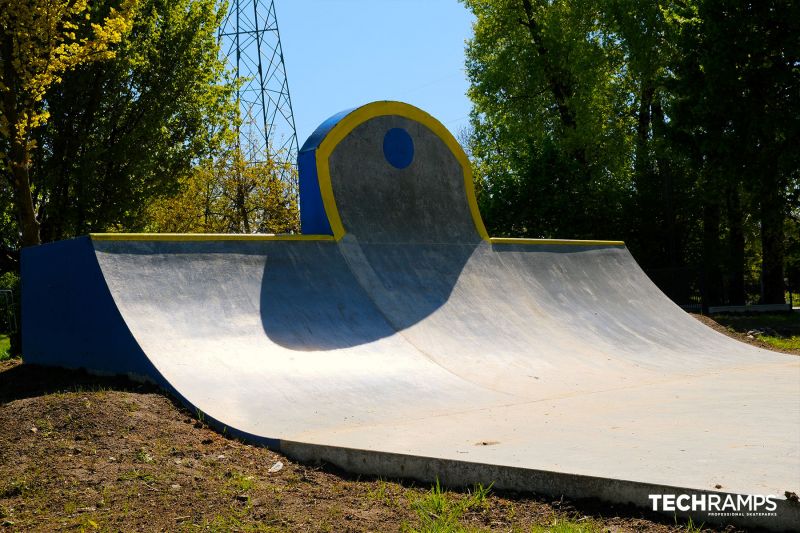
[90,233,335,242]
[313,101,491,242]
[90,234,624,247]
[490,237,625,247]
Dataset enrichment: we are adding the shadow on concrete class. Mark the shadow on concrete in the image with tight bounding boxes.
[259,241,477,351]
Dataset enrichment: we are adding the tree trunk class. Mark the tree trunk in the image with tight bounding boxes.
[652,99,679,267]
[2,32,41,248]
[725,183,745,305]
[759,173,785,304]
[9,138,41,247]
[519,0,578,131]
[635,82,654,178]
[701,200,723,308]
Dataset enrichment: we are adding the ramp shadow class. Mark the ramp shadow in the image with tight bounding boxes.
[259,241,477,351]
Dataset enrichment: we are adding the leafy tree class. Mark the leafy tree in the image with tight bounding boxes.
[0,0,138,247]
[667,0,800,304]
[31,0,235,244]
[145,142,298,234]
[463,0,799,306]
[601,1,699,274]
[463,0,634,240]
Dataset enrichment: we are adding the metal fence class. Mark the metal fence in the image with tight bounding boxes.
[644,266,795,311]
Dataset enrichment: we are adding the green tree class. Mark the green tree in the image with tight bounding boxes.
[463,0,799,306]
[667,0,800,304]
[144,143,298,235]
[463,0,635,240]
[0,0,138,247]
[29,0,235,245]
[602,1,698,275]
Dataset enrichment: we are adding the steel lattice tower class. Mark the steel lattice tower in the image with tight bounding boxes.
[219,0,299,194]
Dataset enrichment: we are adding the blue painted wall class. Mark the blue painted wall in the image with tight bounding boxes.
[21,237,158,380]
[297,108,357,235]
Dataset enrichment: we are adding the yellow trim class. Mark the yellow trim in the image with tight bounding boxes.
[490,237,625,247]
[90,233,336,242]
[313,101,490,241]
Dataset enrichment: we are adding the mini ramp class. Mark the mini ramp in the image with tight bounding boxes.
[22,102,800,529]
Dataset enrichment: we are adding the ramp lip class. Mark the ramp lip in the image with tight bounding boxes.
[490,237,626,247]
[89,233,336,242]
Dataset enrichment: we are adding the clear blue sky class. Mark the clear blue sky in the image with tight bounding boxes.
[275,0,475,145]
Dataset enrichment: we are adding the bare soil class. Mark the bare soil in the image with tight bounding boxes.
[0,359,743,532]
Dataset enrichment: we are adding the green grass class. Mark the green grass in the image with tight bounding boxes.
[530,518,603,533]
[403,480,492,533]
[0,334,10,362]
[712,312,799,331]
[759,335,800,350]
[711,312,800,351]
[226,471,256,494]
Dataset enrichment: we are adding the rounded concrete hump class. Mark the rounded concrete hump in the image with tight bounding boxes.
[297,101,489,244]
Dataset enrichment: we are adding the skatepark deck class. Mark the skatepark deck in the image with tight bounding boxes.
[22,102,800,529]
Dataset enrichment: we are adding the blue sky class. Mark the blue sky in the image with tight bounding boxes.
[276,0,475,145]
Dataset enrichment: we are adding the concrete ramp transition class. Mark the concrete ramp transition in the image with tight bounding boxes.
[22,102,800,529]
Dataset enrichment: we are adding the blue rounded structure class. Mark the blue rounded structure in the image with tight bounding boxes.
[382,127,415,169]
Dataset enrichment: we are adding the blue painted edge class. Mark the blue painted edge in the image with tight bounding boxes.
[299,107,357,153]
[298,150,332,235]
[297,107,357,236]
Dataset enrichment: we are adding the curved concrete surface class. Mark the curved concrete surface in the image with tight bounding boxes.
[22,102,800,529]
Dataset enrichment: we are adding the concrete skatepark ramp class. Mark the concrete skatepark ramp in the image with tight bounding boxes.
[22,102,800,529]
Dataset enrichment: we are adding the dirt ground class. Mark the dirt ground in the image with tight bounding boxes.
[690,313,800,355]
[0,312,786,532]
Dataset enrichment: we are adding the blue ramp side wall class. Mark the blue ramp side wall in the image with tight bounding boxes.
[21,236,159,381]
[298,149,332,235]
[298,107,355,235]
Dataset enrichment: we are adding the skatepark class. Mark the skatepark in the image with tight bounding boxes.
[21,101,800,529]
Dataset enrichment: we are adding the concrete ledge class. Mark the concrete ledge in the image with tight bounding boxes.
[281,441,800,532]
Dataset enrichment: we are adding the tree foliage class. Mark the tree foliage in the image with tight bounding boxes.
[145,144,298,235]
[30,0,236,243]
[463,0,800,305]
[0,0,138,247]
[465,0,634,239]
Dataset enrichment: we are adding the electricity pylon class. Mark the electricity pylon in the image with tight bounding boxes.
[219,0,300,197]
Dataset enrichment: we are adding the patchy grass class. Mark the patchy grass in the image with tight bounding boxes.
[404,481,494,532]
[0,335,10,362]
[694,312,800,355]
[530,518,604,532]
[759,335,800,351]
[0,361,740,532]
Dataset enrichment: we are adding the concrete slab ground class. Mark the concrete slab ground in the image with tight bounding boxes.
[22,102,800,530]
